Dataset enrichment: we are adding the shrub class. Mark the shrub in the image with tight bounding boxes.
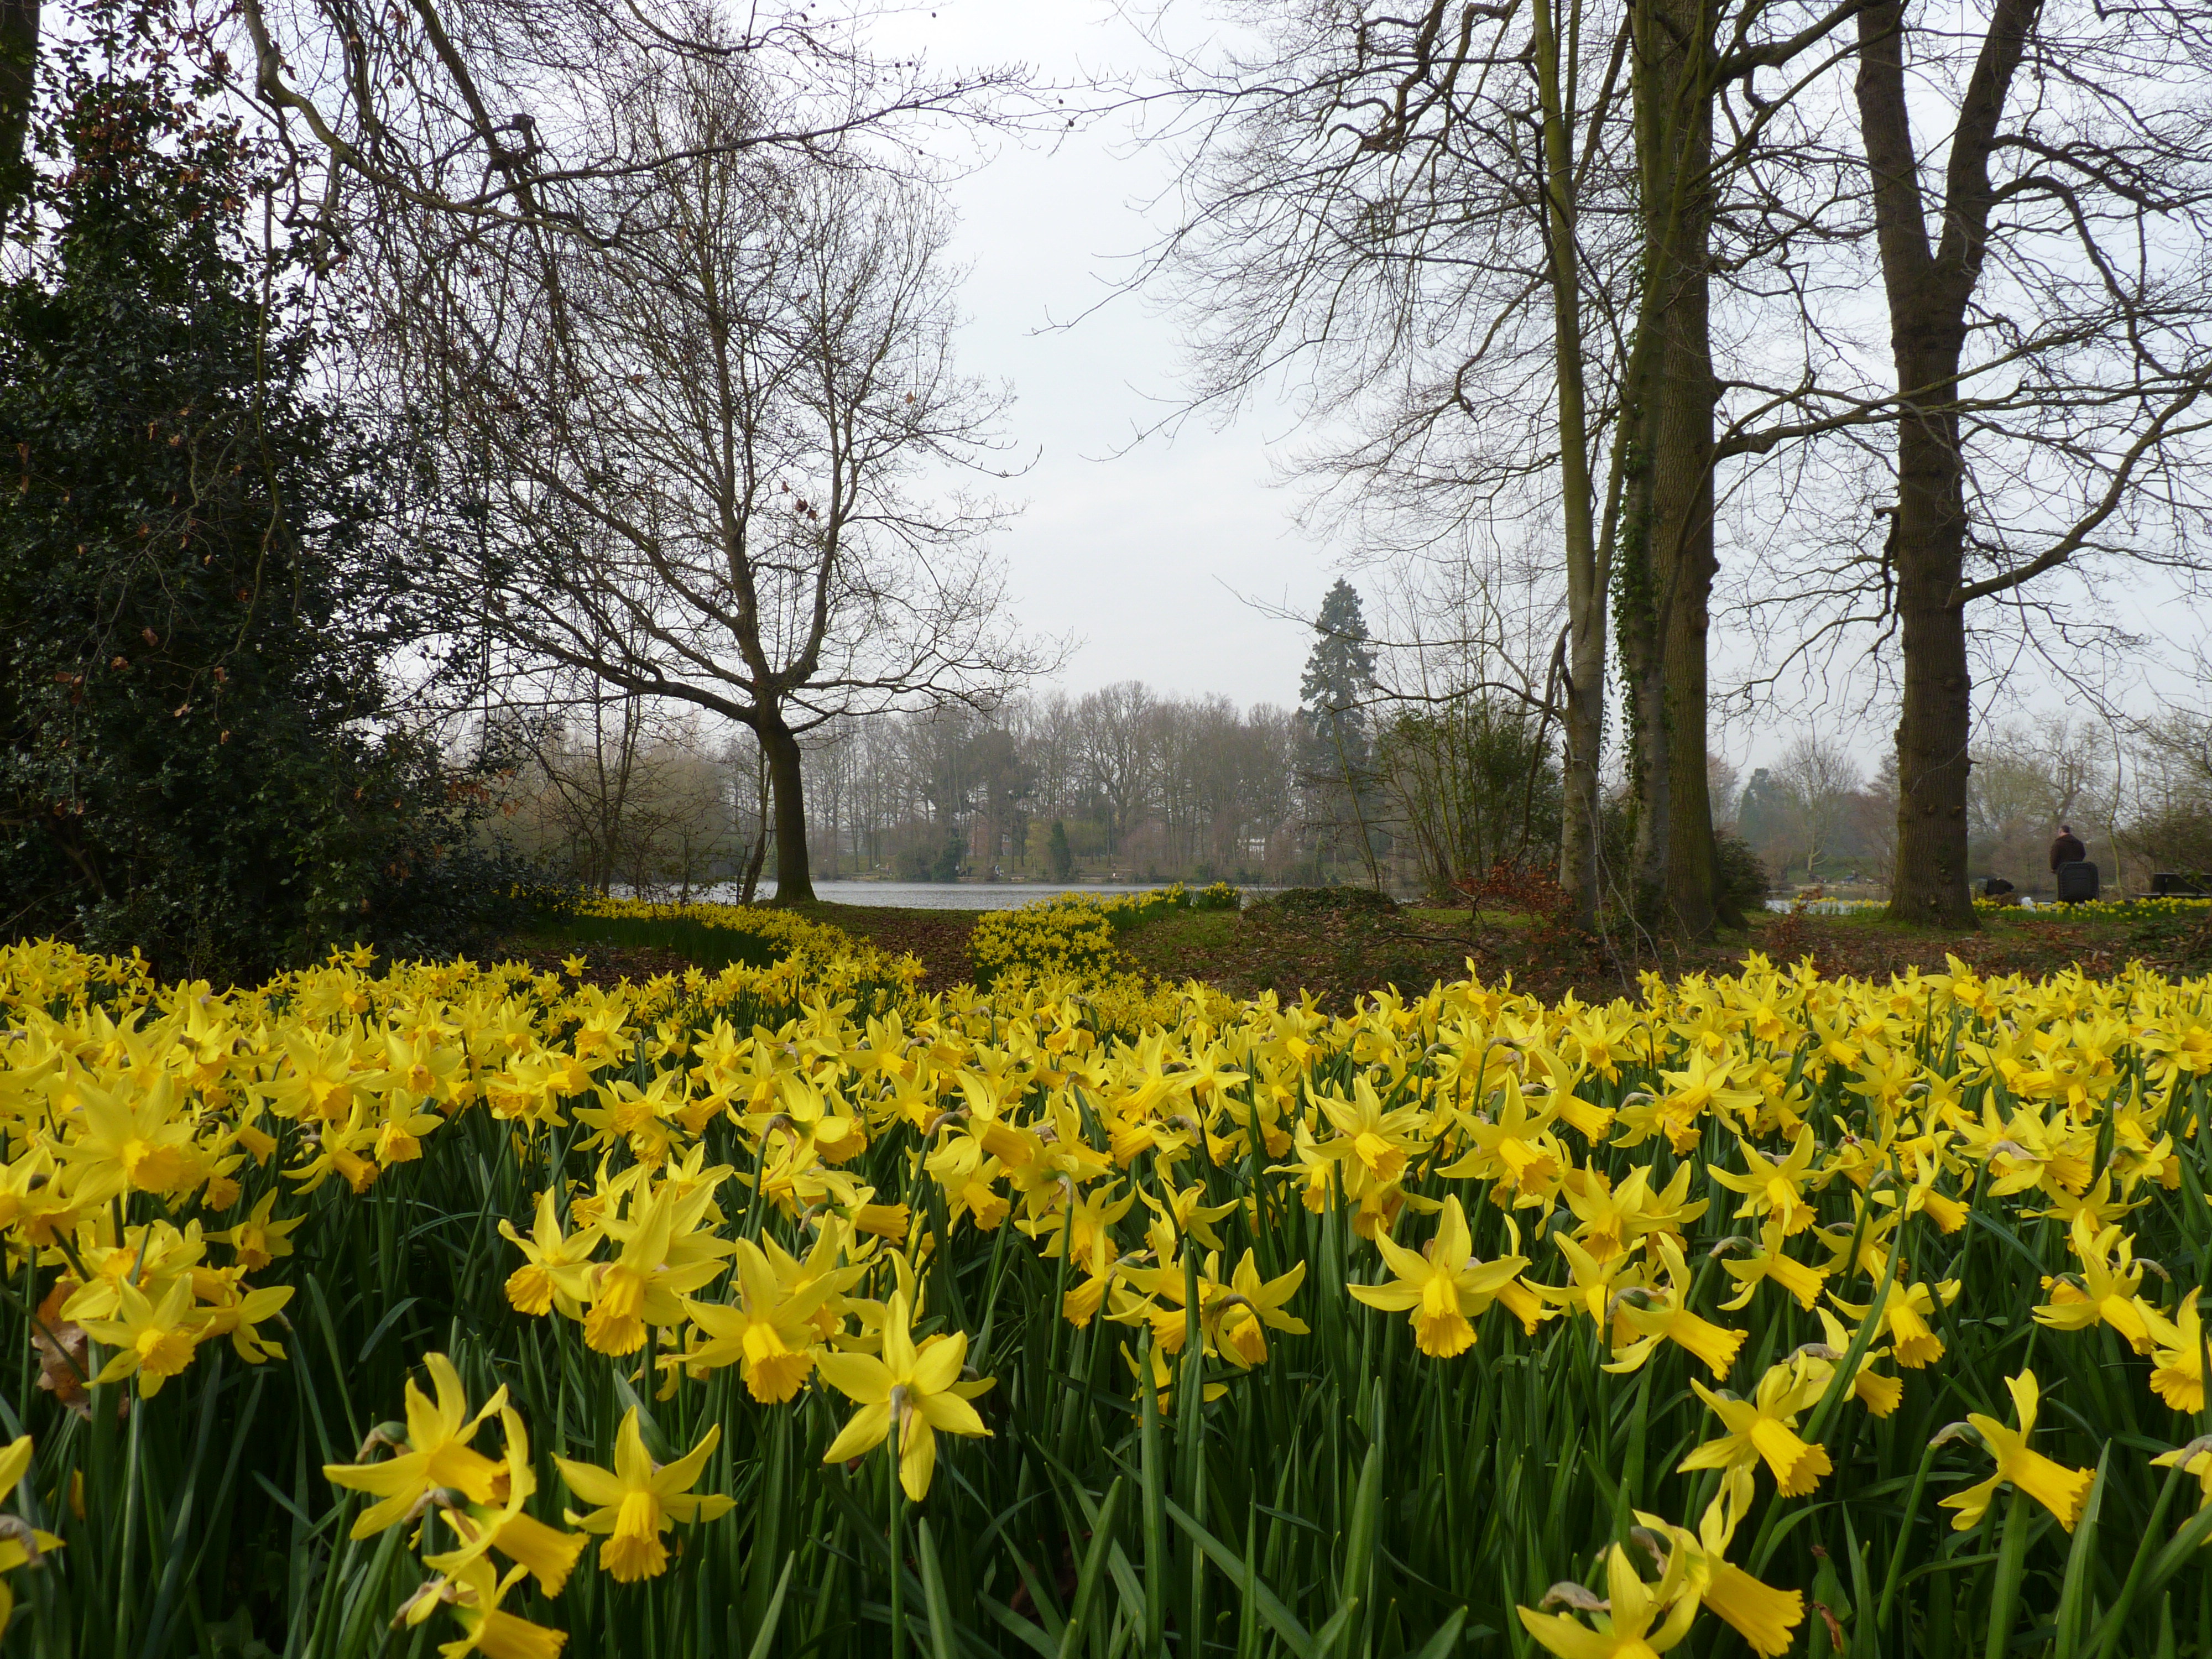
[1254,885,1396,920]
[1715,828,1771,911]
[929,837,964,882]
[2123,803,2212,889]
[0,43,513,979]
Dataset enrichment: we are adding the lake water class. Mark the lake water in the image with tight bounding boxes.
[713,880,1232,911]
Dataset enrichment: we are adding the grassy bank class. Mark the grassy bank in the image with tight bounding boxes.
[505,891,2212,1007]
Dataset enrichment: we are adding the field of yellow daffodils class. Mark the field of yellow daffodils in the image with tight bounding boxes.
[0,918,2209,1659]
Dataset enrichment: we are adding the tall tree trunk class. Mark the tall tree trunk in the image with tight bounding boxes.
[1532,0,1608,934]
[1620,0,1721,937]
[1559,637,1607,931]
[0,0,35,221]
[1615,22,1665,924]
[737,740,771,902]
[1857,0,2036,928]
[737,828,768,904]
[759,715,816,904]
[1884,349,1976,922]
[1652,252,1721,938]
[1619,497,1670,924]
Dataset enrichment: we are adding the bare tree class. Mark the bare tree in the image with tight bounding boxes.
[1838,0,2212,922]
[1144,0,1637,924]
[1774,731,1862,883]
[496,677,735,898]
[1074,682,1159,862]
[2120,689,2212,883]
[499,677,651,896]
[726,729,773,902]
[1970,714,2119,888]
[806,686,1304,885]
[1147,0,1872,935]
[1707,752,1741,830]
[217,0,1026,255]
[404,50,1050,901]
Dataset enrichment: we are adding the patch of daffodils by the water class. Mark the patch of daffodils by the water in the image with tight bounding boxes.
[1,930,2210,1653]
[967,881,1236,986]
[565,890,851,952]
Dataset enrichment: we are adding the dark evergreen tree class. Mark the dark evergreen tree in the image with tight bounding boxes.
[0,18,512,978]
[1734,769,1790,855]
[1299,578,1379,778]
[1297,578,1384,882]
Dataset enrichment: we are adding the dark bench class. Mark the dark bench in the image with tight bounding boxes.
[2055,861,2100,903]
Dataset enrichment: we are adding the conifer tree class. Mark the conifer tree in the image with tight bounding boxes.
[1297,579,1384,884]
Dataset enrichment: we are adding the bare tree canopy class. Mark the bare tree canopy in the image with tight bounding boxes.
[1843,0,2212,924]
[1143,0,1882,936]
[218,0,1031,246]
[393,39,1054,900]
[1146,0,2212,932]
[807,686,1314,885]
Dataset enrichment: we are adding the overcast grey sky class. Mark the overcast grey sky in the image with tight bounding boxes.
[873,2,1344,714]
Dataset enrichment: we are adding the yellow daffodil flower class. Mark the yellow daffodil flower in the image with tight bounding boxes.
[2146,1292,2205,1415]
[404,1554,567,1659]
[1205,1250,1309,1368]
[1811,1307,1905,1417]
[681,1235,851,1402]
[1708,1127,1823,1236]
[210,1188,306,1270]
[1635,1467,1804,1657]
[81,1276,201,1396]
[555,1407,734,1582]
[2151,1435,2212,1516]
[419,1408,587,1598]
[497,1191,603,1319]
[46,1068,199,1202]
[0,1433,62,1626]
[1829,1275,1958,1369]
[1516,1538,1700,1658]
[579,1185,733,1356]
[324,1354,511,1537]
[1677,1361,1833,1495]
[1938,1370,2095,1532]
[1716,1219,1829,1312]
[1603,1243,1746,1380]
[816,1290,992,1500]
[1437,1076,1564,1197]
[2031,1212,2161,1354]
[1349,1196,1527,1357]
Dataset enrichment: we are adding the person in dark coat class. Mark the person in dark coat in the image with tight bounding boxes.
[2049,824,2086,872]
